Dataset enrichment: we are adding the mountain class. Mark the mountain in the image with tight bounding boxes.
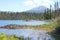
[27,6,48,13]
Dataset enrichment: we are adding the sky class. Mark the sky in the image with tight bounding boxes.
[0,0,60,12]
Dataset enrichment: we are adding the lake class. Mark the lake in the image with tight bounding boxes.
[0,28,54,40]
[0,20,49,26]
[0,20,54,40]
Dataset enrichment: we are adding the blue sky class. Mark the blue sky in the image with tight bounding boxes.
[0,0,60,12]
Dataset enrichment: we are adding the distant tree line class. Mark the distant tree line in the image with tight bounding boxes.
[0,11,44,20]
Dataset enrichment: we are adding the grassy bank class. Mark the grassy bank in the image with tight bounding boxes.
[0,23,55,32]
[21,23,55,32]
[0,33,24,40]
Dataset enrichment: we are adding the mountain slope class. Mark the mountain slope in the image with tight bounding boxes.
[27,6,48,13]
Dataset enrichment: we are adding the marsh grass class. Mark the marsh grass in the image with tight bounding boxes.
[19,23,55,32]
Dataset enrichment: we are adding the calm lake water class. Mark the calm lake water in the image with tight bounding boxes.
[0,20,49,26]
[0,28,54,40]
[0,20,54,40]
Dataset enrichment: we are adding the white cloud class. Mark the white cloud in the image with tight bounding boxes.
[24,0,54,8]
[23,0,36,9]
[24,0,33,6]
[33,0,41,3]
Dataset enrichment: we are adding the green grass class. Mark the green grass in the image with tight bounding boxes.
[41,24,55,27]
[20,23,56,32]
[0,33,24,40]
[39,24,55,31]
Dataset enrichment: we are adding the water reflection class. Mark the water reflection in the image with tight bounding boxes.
[0,28,54,40]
